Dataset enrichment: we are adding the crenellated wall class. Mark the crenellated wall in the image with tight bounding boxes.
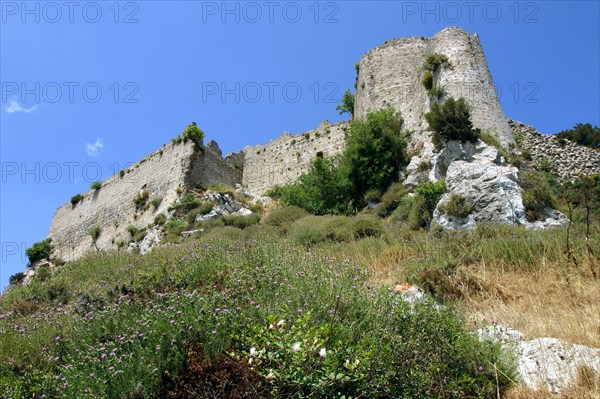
[241,120,347,195]
[48,140,241,262]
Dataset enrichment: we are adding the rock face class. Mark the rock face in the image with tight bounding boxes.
[480,324,600,394]
[510,120,600,182]
[354,27,515,149]
[431,140,527,228]
[195,192,252,222]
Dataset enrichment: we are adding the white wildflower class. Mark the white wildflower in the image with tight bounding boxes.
[292,342,301,353]
[319,348,327,358]
[249,347,257,357]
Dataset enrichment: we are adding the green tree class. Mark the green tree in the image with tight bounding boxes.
[25,238,52,264]
[280,157,352,215]
[556,123,600,149]
[336,89,355,118]
[344,106,408,205]
[425,97,480,149]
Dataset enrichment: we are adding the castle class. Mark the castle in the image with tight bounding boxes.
[46,27,600,263]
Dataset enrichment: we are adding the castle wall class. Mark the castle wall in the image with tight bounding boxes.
[241,121,347,195]
[48,140,242,262]
[354,27,514,149]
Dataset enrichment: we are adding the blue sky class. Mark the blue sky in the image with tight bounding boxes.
[1,1,599,290]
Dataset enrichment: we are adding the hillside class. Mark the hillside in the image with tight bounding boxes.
[2,27,600,398]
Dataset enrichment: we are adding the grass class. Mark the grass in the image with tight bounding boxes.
[1,211,598,398]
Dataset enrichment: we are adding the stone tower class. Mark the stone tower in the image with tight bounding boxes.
[354,27,515,148]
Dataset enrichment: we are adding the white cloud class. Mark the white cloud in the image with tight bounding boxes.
[5,100,38,114]
[86,138,104,157]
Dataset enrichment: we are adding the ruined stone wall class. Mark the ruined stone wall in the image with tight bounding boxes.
[354,27,514,149]
[242,121,347,195]
[510,120,600,182]
[48,140,242,262]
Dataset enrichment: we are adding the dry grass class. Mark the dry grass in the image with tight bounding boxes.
[465,267,599,347]
[506,366,600,398]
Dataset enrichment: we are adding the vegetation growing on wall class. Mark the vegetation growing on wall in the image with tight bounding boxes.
[425,97,481,150]
[25,238,53,264]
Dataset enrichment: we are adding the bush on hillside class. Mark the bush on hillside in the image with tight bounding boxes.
[263,206,308,229]
[556,122,600,149]
[222,214,260,229]
[377,182,409,216]
[289,215,384,246]
[521,170,556,221]
[425,97,481,149]
[345,106,408,205]
[25,238,52,264]
[443,194,472,218]
[279,157,353,215]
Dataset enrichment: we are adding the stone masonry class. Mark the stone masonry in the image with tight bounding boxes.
[354,27,515,149]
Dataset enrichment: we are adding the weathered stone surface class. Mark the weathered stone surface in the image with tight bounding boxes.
[48,140,241,263]
[195,192,252,222]
[139,228,161,255]
[355,27,515,150]
[432,140,527,228]
[480,324,600,394]
[241,120,347,195]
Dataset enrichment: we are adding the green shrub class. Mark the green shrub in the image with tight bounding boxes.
[537,157,554,173]
[428,85,446,102]
[364,189,382,204]
[133,190,150,211]
[169,193,202,214]
[279,157,352,216]
[408,194,430,230]
[422,53,449,72]
[119,170,125,178]
[421,71,433,90]
[70,194,84,205]
[165,218,187,237]
[133,229,148,243]
[34,265,51,282]
[444,194,471,218]
[25,238,52,264]
[150,197,163,209]
[351,216,385,238]
[289,216,330,245]
[9,272,25,286]
[345,106,408,205]
[202,226,243,241]
[521,171,556,221]
[289,215,384,246]
[88,226,101,248]
[127,225,139,237]
[181,122,205,151]
[193,218,225,232]
[90,181,102,190]
[222,213,260,229]
[391,195,416,223]
[197,201,215,215]
[264,185,282,199]
[555,122,600,149]
[154,213,167,226]
[264,206,309,229]
[425,97,481,149]
[418,160,431,172]
[377,182,409,216]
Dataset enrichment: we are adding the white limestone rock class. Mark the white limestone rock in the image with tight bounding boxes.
[139,228,161,255]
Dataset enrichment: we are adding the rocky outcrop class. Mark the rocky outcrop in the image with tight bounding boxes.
[403,139,569,230]
[195,192,252,222]
[480,324,600,394]
[510,120,600,182]
[431,140,527,228]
